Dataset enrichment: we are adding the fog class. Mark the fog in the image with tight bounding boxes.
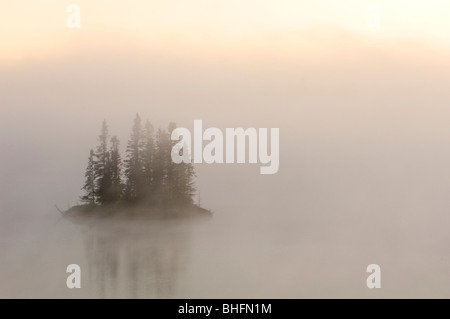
[1,29,450,297]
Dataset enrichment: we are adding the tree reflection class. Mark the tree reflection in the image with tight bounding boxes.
[80,220,191,298]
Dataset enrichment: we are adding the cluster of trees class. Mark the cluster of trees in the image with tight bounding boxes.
[81,114,196,206]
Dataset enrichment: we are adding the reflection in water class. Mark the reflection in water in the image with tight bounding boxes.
[80,220,192,298]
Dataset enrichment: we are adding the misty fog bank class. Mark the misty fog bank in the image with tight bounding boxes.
[1,29,450,297]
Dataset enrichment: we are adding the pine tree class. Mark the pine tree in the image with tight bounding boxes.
[167,123,196,204]
[153,127,171,204]
[167,122,178,203]
[80,149,97,204]
[183,161,196,203]
[109,136,123,202]
[124,114,145,202]
[176,157,196,204]
[95,120,112,205]
[142,120,155,204]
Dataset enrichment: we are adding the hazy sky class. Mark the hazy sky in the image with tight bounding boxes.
[1,0,450,64]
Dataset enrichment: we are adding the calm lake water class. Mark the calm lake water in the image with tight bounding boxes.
[1,200,450,298]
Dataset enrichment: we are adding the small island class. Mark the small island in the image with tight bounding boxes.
[63,114,212,222]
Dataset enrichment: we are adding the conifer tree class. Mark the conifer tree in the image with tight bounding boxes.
[109,135,123,202]
[153,127,171,204]
[95,120,112,205]
[176,157,196,204]
[183,161,196,203]
[142,120,155,204]
[167,122,178,202]
[124,114,145,202]
[80,149,97,204]
[168,123,196,204]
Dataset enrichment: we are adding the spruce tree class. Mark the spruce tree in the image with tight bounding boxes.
[109,136,123,202]
[95,120,112,205]
[168,123,196,204]
[176,157,196,204]
[80,149,97,205]
[142,120,155,204]
[124,114,145,202]
[153,127,172,204]
[167,122,178,202]
[183,161,196,203]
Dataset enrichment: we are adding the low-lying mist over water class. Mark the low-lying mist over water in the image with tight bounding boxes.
[1,26,450,298]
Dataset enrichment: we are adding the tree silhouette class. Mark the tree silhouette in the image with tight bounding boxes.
[80,149,97,204]
[142,120,155,204]
[124,114,145,202]
[108,136,123,202]
[153,127,171,204]
[168,122,196,204]
[95,120,112,205]
[80,115,197,209]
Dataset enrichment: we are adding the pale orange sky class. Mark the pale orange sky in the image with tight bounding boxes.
[1,1,450,64]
